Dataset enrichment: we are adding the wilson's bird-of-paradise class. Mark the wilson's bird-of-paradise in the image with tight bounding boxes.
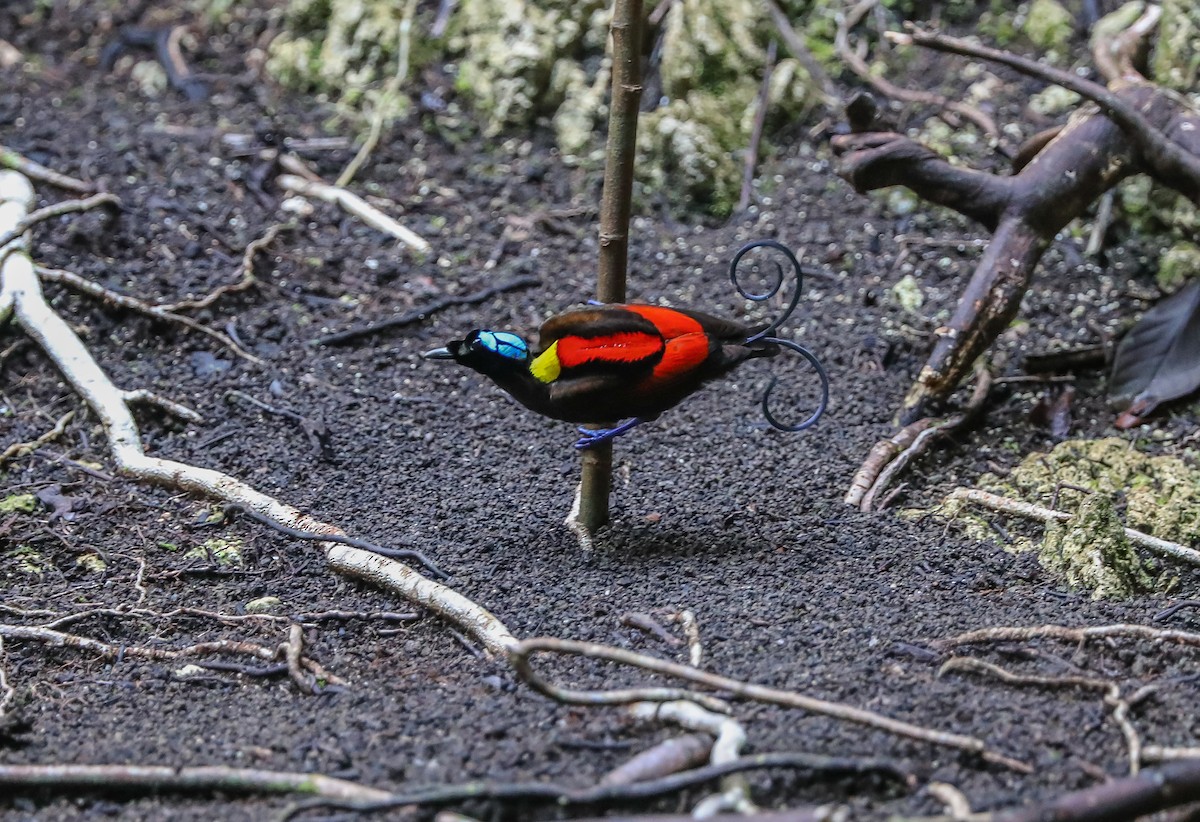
[423,240,829,448]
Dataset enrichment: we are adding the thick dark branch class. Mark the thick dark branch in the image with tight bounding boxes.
[834,79,1188,422]
[993,757,1200,822]
[835,83,1162,235]
[905,218,1046,421]
[310,274,540,346]
[892,27,1200,203]
[832,131,1015,230]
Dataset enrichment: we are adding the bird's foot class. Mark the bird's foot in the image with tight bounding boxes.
[573,418,643,449]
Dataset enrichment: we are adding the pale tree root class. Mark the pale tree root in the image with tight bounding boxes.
[937,621,1200,776]
[0,167,518,663]
[0,622,343,691]
[0,763,393,802]
[940,657,1143,776]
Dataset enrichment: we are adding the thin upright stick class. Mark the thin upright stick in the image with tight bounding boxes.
[579,0,643,532]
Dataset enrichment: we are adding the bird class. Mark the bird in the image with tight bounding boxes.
[423,302,823,449]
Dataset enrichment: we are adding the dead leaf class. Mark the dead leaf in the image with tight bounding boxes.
[1030,385,1074,441]
[1109,280,1200,428]
[35,484,78,522]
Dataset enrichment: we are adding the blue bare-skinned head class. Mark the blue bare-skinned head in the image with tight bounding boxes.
[422,330,530,374]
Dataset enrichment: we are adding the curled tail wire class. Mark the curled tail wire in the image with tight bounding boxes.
[730,239,829,432]
[757,337,829,431]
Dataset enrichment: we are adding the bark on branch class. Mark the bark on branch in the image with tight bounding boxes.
[832,22,1200,424]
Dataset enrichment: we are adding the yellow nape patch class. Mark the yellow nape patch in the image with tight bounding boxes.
[529,341,562,383]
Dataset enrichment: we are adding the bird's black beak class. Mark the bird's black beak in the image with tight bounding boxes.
[422,346,455,361]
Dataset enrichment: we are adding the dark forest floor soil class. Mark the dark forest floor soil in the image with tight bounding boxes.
[3,3,1200,821]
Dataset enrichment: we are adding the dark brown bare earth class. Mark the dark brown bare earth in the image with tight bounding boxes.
[3,5,1200,821]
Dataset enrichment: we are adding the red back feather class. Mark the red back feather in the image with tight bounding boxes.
[557,331,664,368]
[623,305,705,339]
[650,333,712,382]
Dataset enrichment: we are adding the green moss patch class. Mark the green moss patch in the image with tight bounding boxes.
[938,437,1200,597]
[184,537,245,567]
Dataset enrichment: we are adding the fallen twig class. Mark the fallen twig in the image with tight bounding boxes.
[224,502,447,581]
[552,812,842,822]
[226,389,327,457]
[310,273,540,346]
[938,622,1200,651]
[0,144,93,193]
[29,605,278,631]
[159,222,290,313]
[121,388,203,423]
[9,604,418,634]
[599,733,713,786]
[836,1,997,136]
[0,622,342,690]
[284,623,313,693]
[284,751,912,818]
[762,0,841,110]
[848,367,992,510]
[1085,190,1116,257]
[0,191,119,252]
[1153,600,1200,622]
[890,24,1200,199]
[621,612,682,647]
[738,39,778,213]
[946,487,1200,568]
[277,173,431,254]
[336,0,417,187]
[0,409,74,464]
[36,265,263,365]
[295,609,420,624]
[940,656,1142,774]
[511,636,1030,772]
[845,418,934,508]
